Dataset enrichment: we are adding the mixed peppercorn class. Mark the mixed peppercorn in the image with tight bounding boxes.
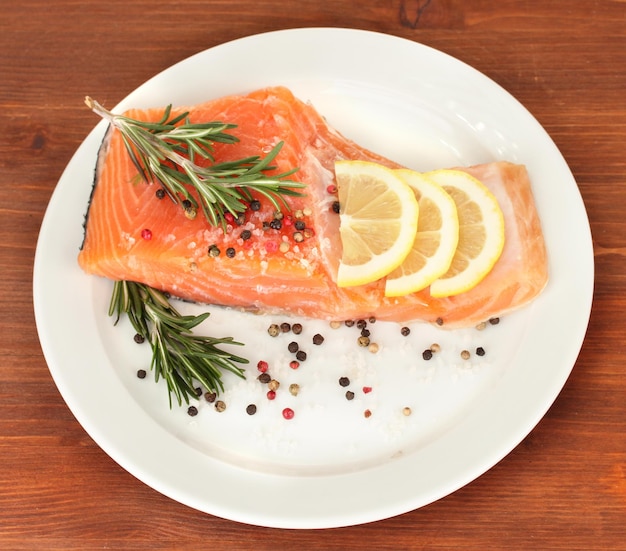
[134,300,500,421]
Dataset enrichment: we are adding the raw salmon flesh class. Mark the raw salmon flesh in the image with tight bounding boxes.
[78,86,548,328]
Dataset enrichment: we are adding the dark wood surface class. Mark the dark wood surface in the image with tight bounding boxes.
[1,1,625,549]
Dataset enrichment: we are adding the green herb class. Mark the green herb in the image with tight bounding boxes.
[109,280,248,407]
[85,96,304,228]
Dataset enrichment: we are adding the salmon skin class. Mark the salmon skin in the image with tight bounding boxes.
[78,86,548,328]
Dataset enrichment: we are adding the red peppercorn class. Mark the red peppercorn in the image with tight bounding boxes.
[265,241,278,253]
[257,360,269,373]
[282,407,295,420]
[326,184,337,194]
[363,386,372,394]
[141,228,152,240]
[224,212,235,224]
[266,390,276,400]
[289,360,300,369]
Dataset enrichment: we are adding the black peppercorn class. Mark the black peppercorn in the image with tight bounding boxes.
[226,247,236,258]
[288,341,299,353]
[294,220,305,231]
[331,201,340,213]
[339,376,350,387]
[312,334,324,345]
[295,350,307,361]
[292,323,303,335]
[422,349,433,360]
[246,404,257,415]
[187,406,198,417]
[240,229,252,241]
[250,200,261,211]
[136,369,147,379]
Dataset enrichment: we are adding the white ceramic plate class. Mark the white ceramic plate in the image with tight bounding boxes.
[33,28,593,529]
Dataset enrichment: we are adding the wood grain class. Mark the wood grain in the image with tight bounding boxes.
[1,1,625,549]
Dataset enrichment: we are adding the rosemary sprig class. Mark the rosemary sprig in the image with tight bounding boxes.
[109,280,248,407]
[85,96,305,228]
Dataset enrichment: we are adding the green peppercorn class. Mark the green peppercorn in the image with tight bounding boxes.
[357,336,370,347]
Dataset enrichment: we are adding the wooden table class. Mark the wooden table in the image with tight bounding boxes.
[1,1,624,548]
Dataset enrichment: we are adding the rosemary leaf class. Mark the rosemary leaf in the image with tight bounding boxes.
[109,280,247,407]
[85,96,305,227]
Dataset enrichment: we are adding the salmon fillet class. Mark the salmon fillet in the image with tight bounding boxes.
[78,86,548,328]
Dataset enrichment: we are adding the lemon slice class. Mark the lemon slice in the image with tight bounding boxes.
[335,160,419,287]
[426,169,505,297]
[384,169,459,297]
